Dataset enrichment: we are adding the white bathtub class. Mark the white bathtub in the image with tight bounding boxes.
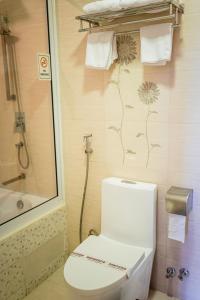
[0,188,48,225]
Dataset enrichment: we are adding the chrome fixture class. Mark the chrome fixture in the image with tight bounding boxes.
[178,268,190,281]
[17,199,24,210]
[15,112,26,133]
[1,22,16,101]
[2,173,26,186]
[15,141,24,149]
[84,134,93,154]
[166,267,177,279]
[166,186,193,217]
[79,134,93,243]
[76,0,184,34]
[0,15,10,35]
[88,229,98,236]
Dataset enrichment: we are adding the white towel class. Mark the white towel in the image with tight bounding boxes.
[120,0,183,13]
[83,0,180,14]
[85,31,118,70]
[83,0,121,14]
[140,23,173,65]
[120,0,162,9]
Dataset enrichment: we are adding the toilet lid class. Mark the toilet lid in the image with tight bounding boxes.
[64,235,145,293]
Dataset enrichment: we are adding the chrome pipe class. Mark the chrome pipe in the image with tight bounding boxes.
[2,173,26,186]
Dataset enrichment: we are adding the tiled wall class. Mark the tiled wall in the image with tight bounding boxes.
[0,206,68,300]
[56,0,200,299]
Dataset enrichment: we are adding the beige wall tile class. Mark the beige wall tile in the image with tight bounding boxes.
[56,0,200,298]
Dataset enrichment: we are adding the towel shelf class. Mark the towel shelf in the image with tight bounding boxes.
[76,0,184,34]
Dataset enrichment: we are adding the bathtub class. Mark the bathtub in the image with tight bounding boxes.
[0,188,48,225]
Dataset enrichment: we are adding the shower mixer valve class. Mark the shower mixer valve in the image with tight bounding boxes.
[15,112,26,133]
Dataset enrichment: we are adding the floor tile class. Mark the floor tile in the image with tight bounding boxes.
[23,267,178,300]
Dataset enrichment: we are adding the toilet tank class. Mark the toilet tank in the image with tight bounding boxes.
[101,178,157,249]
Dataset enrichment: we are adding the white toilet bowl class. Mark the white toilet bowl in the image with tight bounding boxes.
[64,178,157,300]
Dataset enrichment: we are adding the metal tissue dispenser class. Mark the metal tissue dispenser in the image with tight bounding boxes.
[166,186,193,217]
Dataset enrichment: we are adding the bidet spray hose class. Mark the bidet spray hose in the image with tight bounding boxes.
[79,152,90,243]
[79,134,93,243]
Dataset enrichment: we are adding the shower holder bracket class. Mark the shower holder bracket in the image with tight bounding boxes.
[15,112,26,133]
[9,94,16,101]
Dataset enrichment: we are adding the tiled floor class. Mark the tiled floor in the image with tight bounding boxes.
[148,290,178,300]
[24,267,177,300]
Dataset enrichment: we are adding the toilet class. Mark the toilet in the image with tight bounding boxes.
[64,177,157,300]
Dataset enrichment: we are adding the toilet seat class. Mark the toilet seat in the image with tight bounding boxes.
[64,235,145,294]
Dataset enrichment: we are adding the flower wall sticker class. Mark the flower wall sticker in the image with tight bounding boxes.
[108,64,126,163]
[127,149,136,155]
[137,82,161,168]
[108,63,136,164]
[116,34,137,65]
[138,82,160,104]
[107,38,137,164]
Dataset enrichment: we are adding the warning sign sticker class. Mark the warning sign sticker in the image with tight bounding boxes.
[37,53,51,80]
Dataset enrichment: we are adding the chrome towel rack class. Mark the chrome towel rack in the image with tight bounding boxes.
[76,0,184,34]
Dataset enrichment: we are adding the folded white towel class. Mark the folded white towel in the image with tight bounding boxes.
[83,0,181,14]
[85,31,118,70]
[140,23,173,65]
[83,0,121,14]
[120,0,162,9]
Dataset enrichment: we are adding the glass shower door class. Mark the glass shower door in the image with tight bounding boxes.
[0,0,58,225]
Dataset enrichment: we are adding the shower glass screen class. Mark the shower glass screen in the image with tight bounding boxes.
[0,0,58,225]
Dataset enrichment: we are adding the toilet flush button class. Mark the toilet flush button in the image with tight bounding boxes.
[121,180,136,185]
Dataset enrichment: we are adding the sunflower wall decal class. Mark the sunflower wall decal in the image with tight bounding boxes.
[108,63,136,164]
[138,82,160,105]
[108,64,126,164]
[137,82,161,168]
[107,37,137,164]
[116,34,137,65]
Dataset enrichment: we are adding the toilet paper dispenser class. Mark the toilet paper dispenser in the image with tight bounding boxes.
[166,186,193,217]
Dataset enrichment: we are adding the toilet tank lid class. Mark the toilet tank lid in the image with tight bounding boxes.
[102,177,157,191]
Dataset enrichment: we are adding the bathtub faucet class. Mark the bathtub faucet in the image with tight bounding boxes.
[2,173,26,186]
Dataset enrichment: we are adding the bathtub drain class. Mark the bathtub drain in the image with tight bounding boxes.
[17,200,24,210]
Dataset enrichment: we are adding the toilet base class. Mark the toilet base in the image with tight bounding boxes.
[66,282,123,300]
[119,250,154,300]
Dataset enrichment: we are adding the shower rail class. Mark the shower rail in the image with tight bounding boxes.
[0,16,30,169]
[0,16,16,101]
[2,173,26,186]
[1,34,16,100]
